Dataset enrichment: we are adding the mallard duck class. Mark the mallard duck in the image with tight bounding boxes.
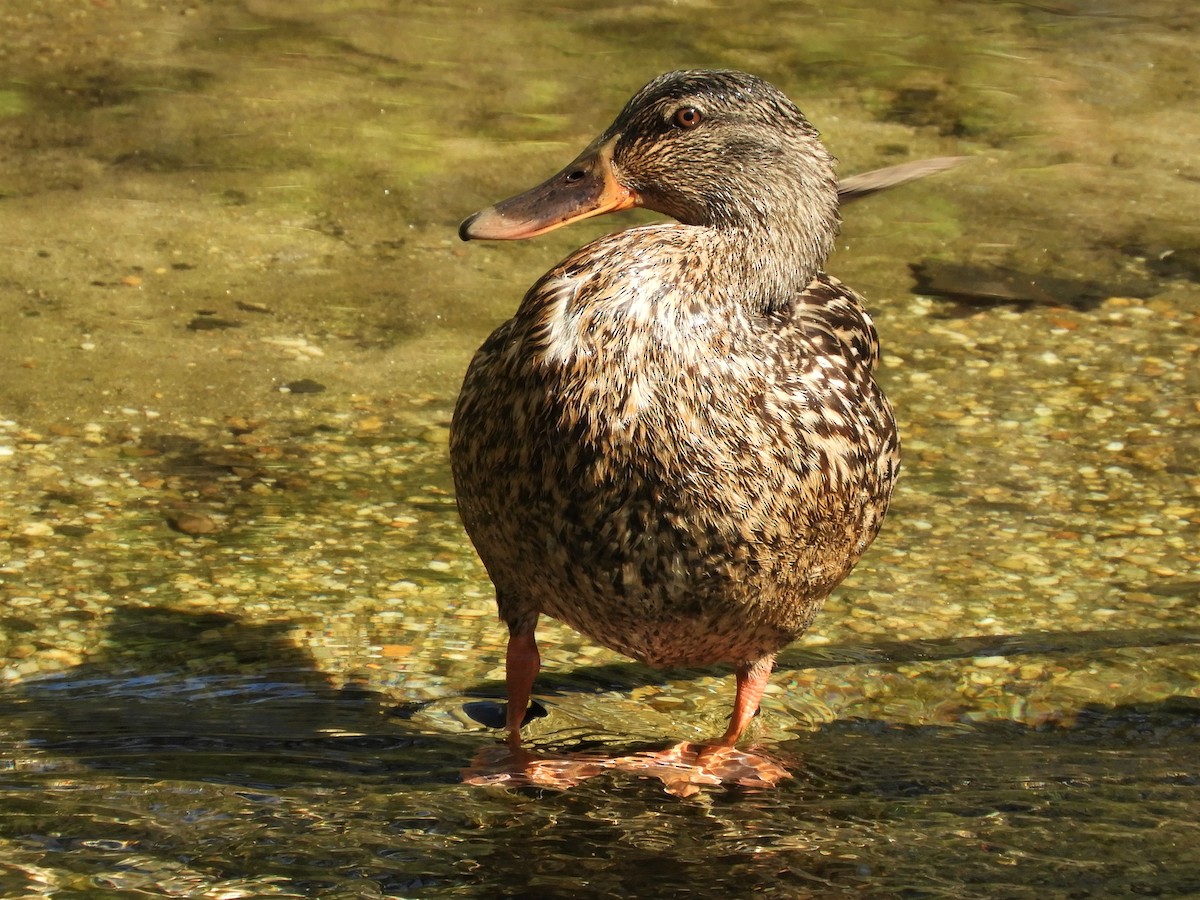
[452,70,910,748]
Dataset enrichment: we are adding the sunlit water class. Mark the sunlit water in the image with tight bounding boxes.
[0,0,1197,896]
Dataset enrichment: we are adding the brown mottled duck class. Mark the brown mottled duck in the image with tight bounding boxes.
[452,70,921,749]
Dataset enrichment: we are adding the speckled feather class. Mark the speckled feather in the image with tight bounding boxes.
[451,70,900,676]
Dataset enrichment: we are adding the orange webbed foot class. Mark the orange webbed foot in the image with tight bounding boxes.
[463,740,789,796]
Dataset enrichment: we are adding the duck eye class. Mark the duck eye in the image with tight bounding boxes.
[672,107,702,130]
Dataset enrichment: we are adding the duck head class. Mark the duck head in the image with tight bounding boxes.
[460,70,841,291]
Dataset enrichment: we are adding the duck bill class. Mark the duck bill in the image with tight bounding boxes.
[459,137,638,241]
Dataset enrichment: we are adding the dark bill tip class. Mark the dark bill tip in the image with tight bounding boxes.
[458,210,483,242]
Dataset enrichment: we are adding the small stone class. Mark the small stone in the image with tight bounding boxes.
[169,513,220,535]
[280,379,326,394]
[187,315,242,331]
[356,416,385,434]
[422,426,451,445]
[971,656,1009,668]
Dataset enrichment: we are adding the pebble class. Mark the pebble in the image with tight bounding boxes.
[280,379,326,394]
[971,656,1009,669]
[262,336,325,359]
[169,513,220,535]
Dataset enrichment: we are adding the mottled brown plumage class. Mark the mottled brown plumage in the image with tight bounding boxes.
[452,70,902,746]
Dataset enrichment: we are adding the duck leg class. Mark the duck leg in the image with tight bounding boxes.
[504,620,540,745]
[717,654,775,746]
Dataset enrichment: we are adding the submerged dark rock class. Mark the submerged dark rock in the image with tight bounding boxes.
[910,259,1155,313]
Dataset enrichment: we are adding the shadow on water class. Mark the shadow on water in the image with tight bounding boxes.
[2,607,1198,896]
[458,623,1200,707]
[0,606,471,786]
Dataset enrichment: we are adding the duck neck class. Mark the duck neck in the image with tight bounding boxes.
[664,152,841,314]
[706,206,838,315]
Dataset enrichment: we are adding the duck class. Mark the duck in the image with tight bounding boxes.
[451,69,921,749]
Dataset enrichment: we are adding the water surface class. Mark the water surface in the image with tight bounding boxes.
[0,0,1198,896]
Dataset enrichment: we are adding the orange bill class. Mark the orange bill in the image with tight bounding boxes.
[459,136,639,241]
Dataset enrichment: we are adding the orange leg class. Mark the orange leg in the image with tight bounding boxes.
[504,628,540,745]
[717,655,775,746]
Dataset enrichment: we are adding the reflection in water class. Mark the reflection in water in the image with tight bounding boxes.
[2,620,1198,897]
[1,600,1197,895]
[0,0,1198,896]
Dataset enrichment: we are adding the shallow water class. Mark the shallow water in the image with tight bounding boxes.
[1,0,1198,896]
